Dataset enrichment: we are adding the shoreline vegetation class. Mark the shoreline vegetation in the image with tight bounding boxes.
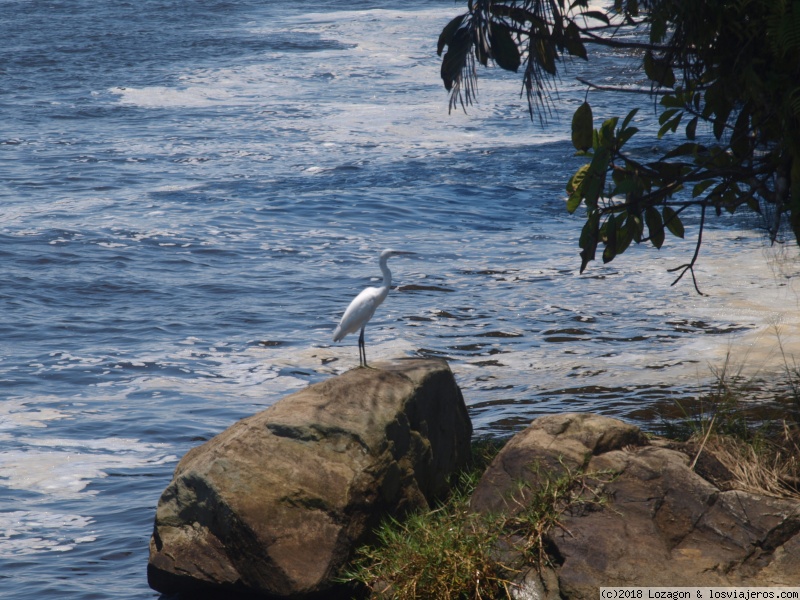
[342,349,800,599]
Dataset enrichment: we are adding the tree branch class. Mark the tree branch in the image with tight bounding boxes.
[580,30,669,52]
[576,77,664,95]
[668,202,707,294]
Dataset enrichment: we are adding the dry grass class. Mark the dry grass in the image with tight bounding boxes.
[674,335,800,500]
[697,428,800,499]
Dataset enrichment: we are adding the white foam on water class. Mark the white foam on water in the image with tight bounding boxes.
[0,436,177,499]
[0,511,96,558]
[669,230,800,375]
[0,399,69,431]
[106,4,569,164]
[110,85,236,108]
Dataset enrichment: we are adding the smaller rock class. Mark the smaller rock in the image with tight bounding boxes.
[470,412,800,599]
[470,413,647,515]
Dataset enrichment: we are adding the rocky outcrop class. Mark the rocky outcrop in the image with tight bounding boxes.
[147,358,472,598]
[471,413,800,600]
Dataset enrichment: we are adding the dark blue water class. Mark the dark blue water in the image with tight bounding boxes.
[2,0,799,597]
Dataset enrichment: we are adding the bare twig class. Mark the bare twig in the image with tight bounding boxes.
[668,202,706,294]
[690,413,716,470]
[580,30,669,52]
[576,76,663,95]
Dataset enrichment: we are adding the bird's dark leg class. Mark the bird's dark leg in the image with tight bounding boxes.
[358,326,366,367]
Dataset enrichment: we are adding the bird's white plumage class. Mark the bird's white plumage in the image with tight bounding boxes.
[332,285,387,342]
[332,249,413,366]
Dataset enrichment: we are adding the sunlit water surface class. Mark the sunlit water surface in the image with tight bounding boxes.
[1,1,799,597]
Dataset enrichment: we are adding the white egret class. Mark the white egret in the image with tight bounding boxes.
[333,249,414,367]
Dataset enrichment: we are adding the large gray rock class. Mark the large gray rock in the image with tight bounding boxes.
[147,358,472,598]
[471,413,800,599]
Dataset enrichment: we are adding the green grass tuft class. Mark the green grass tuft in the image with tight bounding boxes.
[340,439,612,599]
[340,438,509,599]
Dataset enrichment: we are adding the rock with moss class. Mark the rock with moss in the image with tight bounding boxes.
[471,413,800,599]
[147,357,472,598]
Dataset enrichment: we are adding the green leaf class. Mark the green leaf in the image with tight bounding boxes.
[571,102,593,152]
[713,105,731,140]
[437,14,466,56]
[644,51,675,88]
[474,27,490,67]
[645,206,664,248]
[647,160,685,181]
[617,126,639,147]
[650,13,667,43]
[660,64,676,88]
[617,215,634,254]
[723,190,738,213]
[746,196,761,214]
[692,179,716,197]
[566,164,589,214]
[658,108,679,126]
[490,22,520,72]
[663,142,704,159]
[730,108,750,158]
[579,210,597,248]
[583,11,610,24]
[602,214,618,263]
[567,190,582,214]
[583,147,610,209]
[491,6,541,27]
[708,181,728,202]
[440,27,472,91]
[660,94,684,108]
[564,21,587,60]
[663,206,685,238]
[579,212,600,273]
[565,37,588,60]
[627,212,644,243]
[658,113,682,139]
[685,116,698,140]
[533,38,557,75]
[620,108,639,131]
[598,117,619,148]
[611,178,638,197]
[567,164,590,194]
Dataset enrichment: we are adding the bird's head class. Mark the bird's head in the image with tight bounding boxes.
[380,249,415,260]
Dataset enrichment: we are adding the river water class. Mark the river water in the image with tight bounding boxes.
[1,0,799,597]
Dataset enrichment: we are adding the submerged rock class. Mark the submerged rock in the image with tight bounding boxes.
[147,357,472,598]
[471,413,800,599]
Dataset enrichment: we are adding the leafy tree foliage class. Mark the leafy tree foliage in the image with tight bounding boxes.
[437,0,800,290]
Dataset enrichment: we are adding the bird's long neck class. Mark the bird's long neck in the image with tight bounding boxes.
[379,256,392,289]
